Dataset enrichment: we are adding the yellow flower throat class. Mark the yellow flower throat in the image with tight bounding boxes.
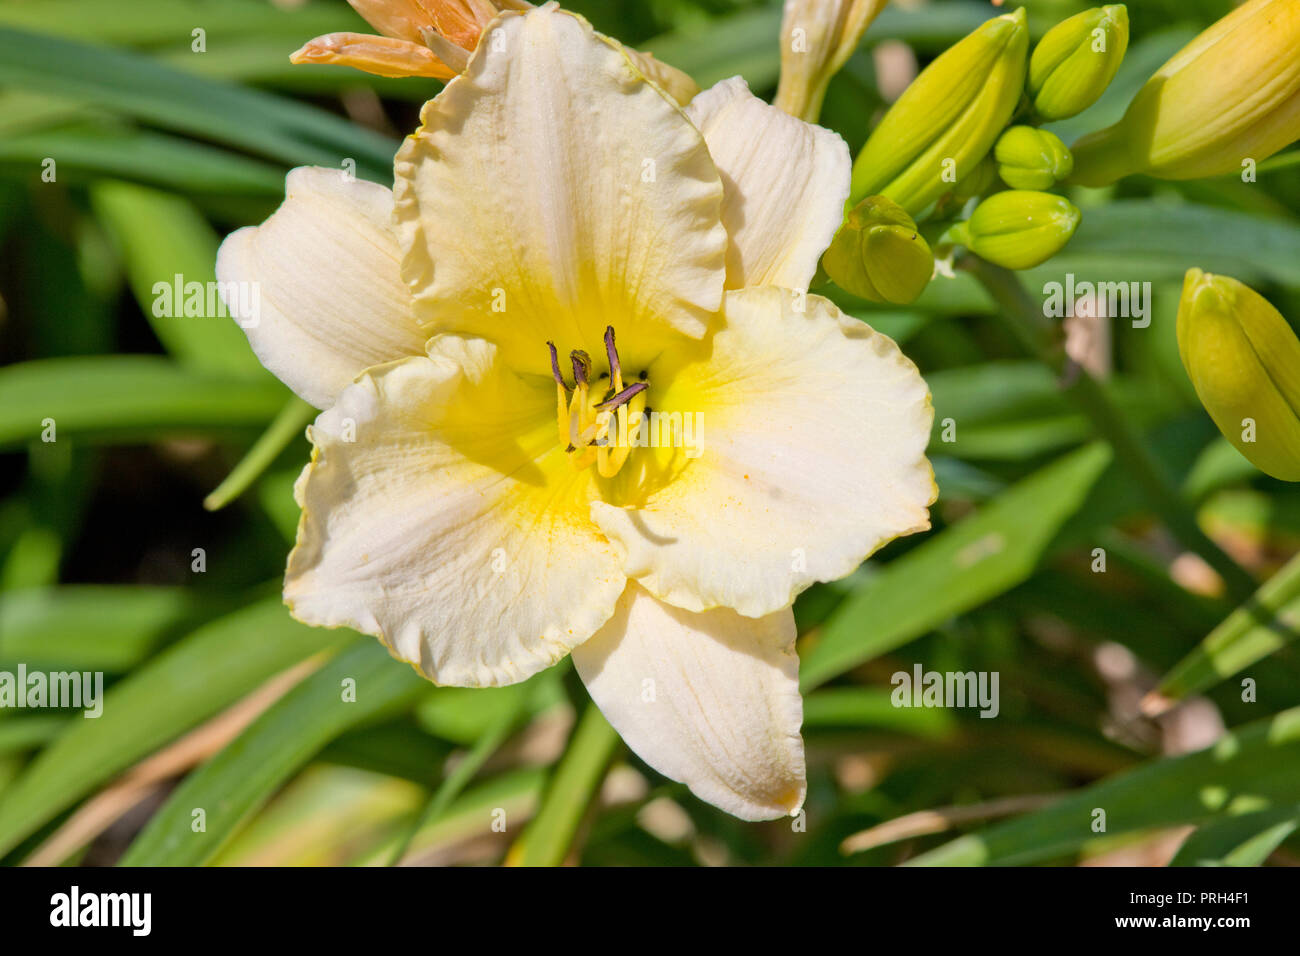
[548,326,648,478]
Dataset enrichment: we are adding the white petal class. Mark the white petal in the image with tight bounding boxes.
[573,582,806,821]
[592,286,935,618]
[286,336,626,687]
[686,76,850,290]
[393,4,727,374]
[216,167,425,409]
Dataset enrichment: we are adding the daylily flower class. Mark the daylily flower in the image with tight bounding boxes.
[291,0,699,104]
[219,4,935,820]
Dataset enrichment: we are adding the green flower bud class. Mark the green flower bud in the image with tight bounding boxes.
[994,126,1074,190]
[1177,269,1300,481]
[850,7,1028,216]
[1072,0,1300,185]
[823,196,934,304]
[1028,5,1128,121]
[951,154,998,204]
[946,190,1080,270]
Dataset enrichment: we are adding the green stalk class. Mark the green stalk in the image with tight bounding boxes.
[204,395,315,511]
[962,255,1256,603]
[387,698,525,866]
[1150,549,1300,712]
[507,703,620,867]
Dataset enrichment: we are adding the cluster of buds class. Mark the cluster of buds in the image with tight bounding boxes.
[821,4,1125,292]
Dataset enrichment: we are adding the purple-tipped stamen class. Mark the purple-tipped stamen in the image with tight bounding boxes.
[570,350,592,386]
[604,326,621,382]
[547,341,565,387]
[594,381,648,411]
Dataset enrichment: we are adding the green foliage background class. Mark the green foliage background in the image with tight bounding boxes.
[1,0,1298,867]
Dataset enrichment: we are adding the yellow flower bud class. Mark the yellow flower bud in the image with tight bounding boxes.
[1071,0,1300,185]
[995,126,1074,190]
[823,196,933,304]
[1028,4,1129,121]
[946,190,1080,270]
[774,0,889,122]
[1176,269,1300,481]
[850,7,1028,216]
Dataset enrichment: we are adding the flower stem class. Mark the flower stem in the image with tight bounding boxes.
[962,255,1256,603]
[506,702,620,867]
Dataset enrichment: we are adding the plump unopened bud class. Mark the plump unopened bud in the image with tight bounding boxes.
[945,190,1080,270]
[1071,0,1300,185]
[995,126,1074,190]
[774,0,889,122]
[1028,4,1128,121]
[951,154,997,204]
[823,196,934,304]
[1177,269,1300,481]
[850,8,1028,216]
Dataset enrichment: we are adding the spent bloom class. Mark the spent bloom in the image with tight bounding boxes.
[291,0,698,104]
[220,4,934,819]
[773,0,889,122]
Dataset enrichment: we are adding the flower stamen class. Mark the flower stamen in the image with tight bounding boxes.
[547,327,647,477]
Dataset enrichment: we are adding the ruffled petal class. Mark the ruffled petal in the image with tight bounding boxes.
[286,335,626,687]
[591,286,935,618]
[393,4,727,374]
[686,76,850,290]
[216,167,425,409]
[572,582,806,821]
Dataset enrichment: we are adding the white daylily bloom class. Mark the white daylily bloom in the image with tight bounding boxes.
[219,3,935,820]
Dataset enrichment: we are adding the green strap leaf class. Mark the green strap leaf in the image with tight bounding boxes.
[801,443,1113,688]
[0,356,288,449]
[0,596,347,859]
[508,703,620,867]
[0,586,210,672]
[1150,550,1300,709]
[120,640,426,866]
[91,180,270,375]
[1169,804,1300,867]
[0,26,396,181]
[907,707,1300,866]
